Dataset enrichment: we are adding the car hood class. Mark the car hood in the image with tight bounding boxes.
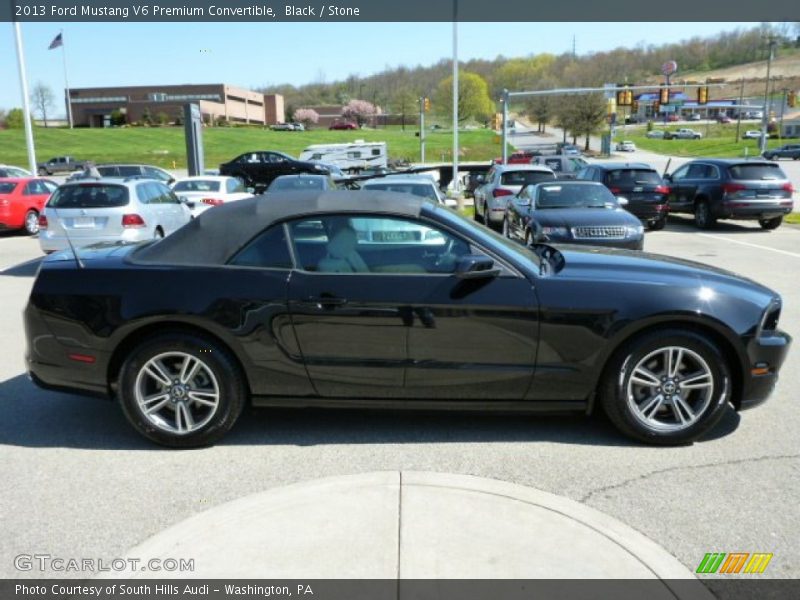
[555,245,776,298]
[534,207,639,227]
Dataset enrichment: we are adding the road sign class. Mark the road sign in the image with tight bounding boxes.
[662,61,678,76]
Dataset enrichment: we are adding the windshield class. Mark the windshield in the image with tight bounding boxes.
[364,182,437,200]
[729,164,786,181]
[173,180,222,192]
[48,184,129,208]
[0,182,18,194]
[537,184,615,209]
[501,171,556,186]
[607,169,662,186]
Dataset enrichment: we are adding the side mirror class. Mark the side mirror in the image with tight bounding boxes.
[616,197,629,206]
[455,255,500,279]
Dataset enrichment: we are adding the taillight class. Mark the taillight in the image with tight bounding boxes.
[0,198,8,206]
[38,215,48,229]
[202,198,224,206]
[493,188,513,198]
[782,182,794,193]
[722,183,746,194]
[122,214,146,228]
[609,187,621,194]
[654,185,670,194]
[654,204,667,212]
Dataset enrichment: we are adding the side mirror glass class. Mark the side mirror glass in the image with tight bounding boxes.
[455,255,500,279]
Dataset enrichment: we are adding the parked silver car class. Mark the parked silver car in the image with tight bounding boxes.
[472,164,556,229]
[360,175,456,207]
[39,179,191,253]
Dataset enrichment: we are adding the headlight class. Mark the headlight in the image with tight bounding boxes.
[313,164,324,170]
[627,225,644,236]
[541,226,568,237]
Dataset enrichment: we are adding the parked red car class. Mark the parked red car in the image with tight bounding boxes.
[492,151,539,165]
[0,177,58,235]
[329,121,358,130]
[667,114,680,122]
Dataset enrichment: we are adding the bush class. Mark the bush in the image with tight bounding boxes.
[5,108,25,129]
[156,112,170,126]
[110,109,126,127]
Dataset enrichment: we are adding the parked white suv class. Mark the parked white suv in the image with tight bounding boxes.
[39,179,192,253]
[473,165,556,230]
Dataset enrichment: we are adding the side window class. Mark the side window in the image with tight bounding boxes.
[575,168,590,180]
[671,165,690,181]
[118,166,142,177]
[229,225,293,269]
[686,164,707,179]
[144,166,170,182]
[287,215,471,275]
[42,180,58,193]
[136,183,154,204]
[226,178,244,194]
[371,149,380,156]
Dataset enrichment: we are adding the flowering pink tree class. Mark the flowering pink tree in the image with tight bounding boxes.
[293,108,319,128]
[341,99,377,127]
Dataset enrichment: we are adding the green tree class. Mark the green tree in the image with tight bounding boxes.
[5,108,25,129]
[556,93,607,151]
[393,90,419,131]
[31,82,55,127]
[435,71,495,124]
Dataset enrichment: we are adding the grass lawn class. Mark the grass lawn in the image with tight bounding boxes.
[621,123,793,158]
[0,126,508,169]
[785,213,800,226]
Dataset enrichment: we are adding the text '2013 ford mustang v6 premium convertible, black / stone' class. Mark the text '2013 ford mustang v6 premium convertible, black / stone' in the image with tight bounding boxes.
[24,191,790,447]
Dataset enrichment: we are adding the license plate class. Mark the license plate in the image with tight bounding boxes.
[72,217,94,228]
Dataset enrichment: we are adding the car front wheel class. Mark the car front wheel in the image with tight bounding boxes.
[118,333,246,447]
[649,217,666,231]
[600,329,731,445]
[759,216,783,230]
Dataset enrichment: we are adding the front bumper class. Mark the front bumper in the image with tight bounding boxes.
[739,329,792,410]
[545,235,644,251]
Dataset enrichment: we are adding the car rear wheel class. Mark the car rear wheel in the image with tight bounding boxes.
[759,216,783,230]
[649,217,666,231]
[24,210,40,235]
[600,329,731,445]
[694,200,716,229]
[118,333,247,447]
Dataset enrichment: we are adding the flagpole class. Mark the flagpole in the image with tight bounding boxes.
[13,22,37,174]
[60,29,74,128]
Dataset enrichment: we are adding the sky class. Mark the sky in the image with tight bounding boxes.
[1,21,762,116]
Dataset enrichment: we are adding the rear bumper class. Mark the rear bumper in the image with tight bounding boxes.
[739,329,792,410]
[39,230,151,253]
[716,201,793,220]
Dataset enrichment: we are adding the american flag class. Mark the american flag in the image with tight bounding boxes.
[48,33,63,50]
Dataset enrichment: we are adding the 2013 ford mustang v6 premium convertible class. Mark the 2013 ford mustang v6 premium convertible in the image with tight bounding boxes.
[24,191,790,447]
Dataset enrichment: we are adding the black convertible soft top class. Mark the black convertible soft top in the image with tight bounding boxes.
[130,190,426,266]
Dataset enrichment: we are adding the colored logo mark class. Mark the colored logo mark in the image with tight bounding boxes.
[696,552,773,574]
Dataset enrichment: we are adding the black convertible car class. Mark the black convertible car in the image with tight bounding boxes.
[24,191,790,447]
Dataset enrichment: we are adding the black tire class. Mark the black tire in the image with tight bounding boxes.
[759,216,782,230]
[23,209,40,235]
[767,154,778,160]
[37,168,48,176]
[474,198,485,224]
[600,329,731,445]
[649,217,666,231]
[118,332,247,447]
[694,200,716,229]
[501,217,510,238]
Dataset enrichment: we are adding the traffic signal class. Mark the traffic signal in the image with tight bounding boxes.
[697,86,709,105]
[423,97,431,112]
[616,88,633,106]
[789,90,797,108]
[659,85,670,105]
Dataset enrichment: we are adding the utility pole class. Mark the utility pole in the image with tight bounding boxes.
[419,96,426,163]
[451,0,459,195]
[735,78,745,142]
[501,89,509,164]
[13,23,37,174]
[760,37,777,153]
[779,88,788,138]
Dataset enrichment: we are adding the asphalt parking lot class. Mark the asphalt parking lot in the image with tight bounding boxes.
[0,216,798,584]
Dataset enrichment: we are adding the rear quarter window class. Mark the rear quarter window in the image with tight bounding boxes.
[48,184,129,208]
[0,182,18,194]
[728,164,786,180]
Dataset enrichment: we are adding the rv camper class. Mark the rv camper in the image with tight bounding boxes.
[298,141,387,172]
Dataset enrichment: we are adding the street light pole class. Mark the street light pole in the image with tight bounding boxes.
[451,1,459,195]
[760,38,777,153]
[501,89,509,164]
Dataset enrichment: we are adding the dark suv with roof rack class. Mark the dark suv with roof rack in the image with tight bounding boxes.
[664,159,794,230]
[575,162,670,230]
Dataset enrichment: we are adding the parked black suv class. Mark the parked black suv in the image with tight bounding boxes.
[220,151,329,192]
[665,159,794,230]
[575,162,669,230]
[762,144,800,160]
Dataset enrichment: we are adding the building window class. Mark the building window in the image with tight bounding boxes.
[71,96,128,104]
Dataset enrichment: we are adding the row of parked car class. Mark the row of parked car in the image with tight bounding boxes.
[471,157,795,251]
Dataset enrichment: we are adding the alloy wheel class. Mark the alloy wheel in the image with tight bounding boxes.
[626,346,714,432]
[24,211,40,235]
[134,352,220,435]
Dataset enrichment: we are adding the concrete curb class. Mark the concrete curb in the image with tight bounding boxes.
[101,471,713,597]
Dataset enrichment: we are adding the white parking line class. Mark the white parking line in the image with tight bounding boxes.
[693,232,800,259]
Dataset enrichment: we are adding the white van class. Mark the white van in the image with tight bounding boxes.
[298,141,387,172]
